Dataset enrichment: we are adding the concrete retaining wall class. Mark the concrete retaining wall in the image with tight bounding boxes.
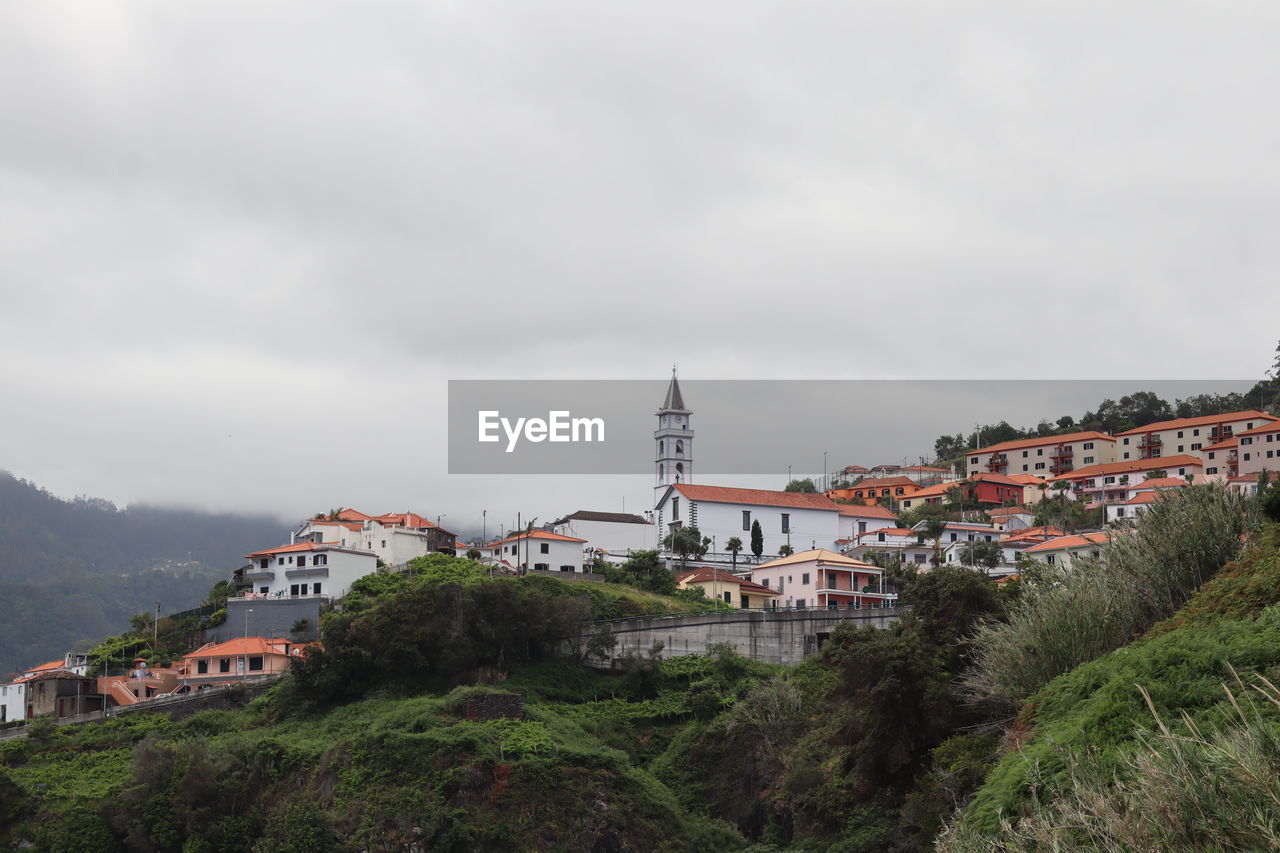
[205,598,322,644]
[579,607,905,667]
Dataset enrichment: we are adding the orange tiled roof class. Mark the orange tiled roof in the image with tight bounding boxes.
[670,484,840,512]
[25,660,66,675]
[484,529,588,549]
[1236,420,1280,438]
[1130,477,1189,490]
[971,431,1115,456]
[245,541,372,559]
[677,567,778,597]
[836,504,897,519]
[1008,473,1049,486]
[1055,455,1202,481]
[901,481,957,500]
[858,527,919,539]
[1202,437,1240,452]
[988,506,1034,517]
[755,549,881,571]
[182,637,310,660]
[1023,531,1114,553]
[1115,411,1278,436]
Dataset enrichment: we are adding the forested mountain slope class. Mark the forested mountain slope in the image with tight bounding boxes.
[0,471,286,675]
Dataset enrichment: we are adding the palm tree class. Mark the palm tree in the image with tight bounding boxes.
[726,536,744,573]
[778,545,794,557]
[919,517,948,566]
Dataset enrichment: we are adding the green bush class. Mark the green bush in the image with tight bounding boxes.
[964,485,1256,711]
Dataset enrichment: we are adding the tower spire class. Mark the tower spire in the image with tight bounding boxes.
[660,366,687,412]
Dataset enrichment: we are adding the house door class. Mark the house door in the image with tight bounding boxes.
[237,657,246,675]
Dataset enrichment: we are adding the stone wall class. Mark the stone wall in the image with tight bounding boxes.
[578,607,905,667]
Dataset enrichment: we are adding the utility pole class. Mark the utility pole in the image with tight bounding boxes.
[153,601,160,651]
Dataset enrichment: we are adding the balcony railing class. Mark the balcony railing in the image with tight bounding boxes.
[1139,436,1162,448]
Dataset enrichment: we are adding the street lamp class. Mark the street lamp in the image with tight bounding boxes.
[244,608,254,639]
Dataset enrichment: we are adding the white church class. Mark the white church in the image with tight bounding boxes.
[651,371,856,563]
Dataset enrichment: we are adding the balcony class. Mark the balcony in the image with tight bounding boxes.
[986,454,1008,472]
[1050,447,1074,459]
[244,568,275,582]
[816,587,897,600]
[1139,435,1162,449]
[1050,461,1073,475]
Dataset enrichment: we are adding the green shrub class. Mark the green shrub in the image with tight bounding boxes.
[964,485,1256,711]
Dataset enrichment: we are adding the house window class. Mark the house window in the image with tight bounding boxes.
[219,659,231,673]
[1117,508,1126,517]
[198,660,208,674]
[314,554,327,566]
[781,513,790,533]
[560,565,575,572]
[290,584,300,596]
[914,554,926,564]
[795,599,806,608]
[801,572,810,584]
[540,543,550,554]
[259,558,269,569]
[1046,554,1056,565]
[1035,462,1045,470]
[535,563,549,571]
[672,498,679,520]
[723,591,731,603]
[1123,452,1131,459]
[1123,438,1130,445]
[1083,457,1094,464]
[858,521,867,534]
[297,556,306,567]
[248,656,264,672]
[259,587,268,594]
[742,511,751,531]
[313,583,322,595]
[1083,442,1094,450]
[380,540,386,548]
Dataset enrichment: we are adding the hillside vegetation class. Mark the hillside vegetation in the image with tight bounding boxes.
[941,490,1280,850]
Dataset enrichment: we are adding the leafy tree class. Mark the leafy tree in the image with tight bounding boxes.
[750,520,764,558]
[664,525,707,568]
[784,478,817,493]
[1145,469,1168,480]
[465,547,482,561]
[959,540,1003,570]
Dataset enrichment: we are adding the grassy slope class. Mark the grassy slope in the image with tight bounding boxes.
[953,524,1280,840]
[0,567,750,852]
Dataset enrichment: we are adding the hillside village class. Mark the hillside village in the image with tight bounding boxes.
[4,373,1280,727]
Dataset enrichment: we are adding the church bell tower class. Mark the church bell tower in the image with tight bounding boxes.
[655,366,693,507]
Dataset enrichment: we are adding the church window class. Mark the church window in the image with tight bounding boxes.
[675,440,683,455]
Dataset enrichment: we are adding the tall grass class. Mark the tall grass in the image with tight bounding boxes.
[963,485,1258,711]
[940,673,1280,851]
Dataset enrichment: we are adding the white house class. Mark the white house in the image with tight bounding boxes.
[845,527,935,567]
[295,509,456,567]
[483,530,588,573]
[751,549,896,609]
[1021,531,1116,569]
[0,679,25,723]
[835,504,898,545]
[550,510,656,561]
[653,483,842,559]
[241,541,378,600]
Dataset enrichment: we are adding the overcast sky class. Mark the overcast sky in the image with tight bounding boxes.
[2,2,1278,540]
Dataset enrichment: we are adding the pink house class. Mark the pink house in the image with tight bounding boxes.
[751,549,896,609]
